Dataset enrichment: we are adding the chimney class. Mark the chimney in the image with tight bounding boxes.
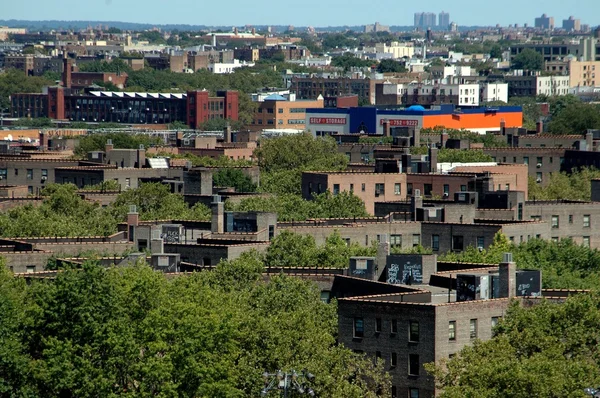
[498,252,517,298]
[536,118,543,134]
[500,118,506,135]
[62,53,72,89]
[440,131,448,148]
[411,189,423,220]
[127,205,139,242]
[428,146,438,173]
[375,238,390,281]
[586,130,594,151]
[137,144,146,168]
[105,138,114,153]
[224,123,232,143]
[251,27,256,35]
[39,131,48,151]
[211,195,224,234]
[382,119,390,137]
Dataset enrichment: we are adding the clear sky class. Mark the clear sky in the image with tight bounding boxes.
[3,0,600,27]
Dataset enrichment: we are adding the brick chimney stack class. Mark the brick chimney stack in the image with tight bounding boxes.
[499,252,517,298]
[62,53,72,89]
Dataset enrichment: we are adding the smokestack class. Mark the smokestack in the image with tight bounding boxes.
[105,138,114,153]
[411,189,423,220]
[62,53,72,89]
[224,123,232,143]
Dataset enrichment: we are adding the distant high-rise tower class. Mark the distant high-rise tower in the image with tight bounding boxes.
[534,14,554,30]
[414,12,437,29]
[562,16,581,32]
[438,11,450,30]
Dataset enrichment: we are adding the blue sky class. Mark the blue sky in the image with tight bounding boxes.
[3,0,599,27]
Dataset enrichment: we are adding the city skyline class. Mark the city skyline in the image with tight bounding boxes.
[2,0,600,28]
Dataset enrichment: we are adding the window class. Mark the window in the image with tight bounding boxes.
[375,183,385,196]
[277,108,283,113]
[409,388,419,398]
[443,184,449,196]
[391,352,397,367]
[536,172,542,183]
[28,186,33,195]
[361,183,366,192]
[477,236,485,249]
[26,169,33,180]
[375,351,381,360]
[333,184,340,195]
[569,215,573,224]
[424,184,432,196]
[470,319,478,339]
[432,235,439,251]
[449,321,456,341]
[41,169,48,178]
[350,183,354,192]
[412,234,420,247]
[392,386,397,398]
[353,318,364,338]
[375,318,382,333]
[14,169,18,176]
[552,237,559,243]
[583,236,591,247]
[460,185,467,192]
[523,156,529,165]
[125,178,131,188]
[0,168,6,180]
[584,215,591,228]
[452,235,464,251]
[407,183,413,195]
[551,215,559,228]
[409,321,419,342]
[390,234,402,247]
[26,265,36,273]
[394,183,401,195]
[391,319,398,334]
[408,354,420,376]
[491,316,500,330]
[537,156,543,166]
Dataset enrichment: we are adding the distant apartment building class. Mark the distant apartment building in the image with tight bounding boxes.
[301,171,407,214]
[376,82,486,107]
[208,59,255,74]
[505,72,570,97]
[4,53,34,75]
[438,12,450,29]
[510,38,600,62]
[562,16,581,32]
[534,14,554,30]
[480,82,509,103]
[545,59,600,87]
[374,42,415,59]
[364,22,390,33]
[0,26,26,41]
[414,12,437,29]
[248,94,323,131]
[291,76,377,104]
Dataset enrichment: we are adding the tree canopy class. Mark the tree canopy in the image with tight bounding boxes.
[512,49,544,71]
[528,168,600,201]
[75,133,163,157]
[213,168,257,193]
[0,256,390,397]
[0,69,52,110]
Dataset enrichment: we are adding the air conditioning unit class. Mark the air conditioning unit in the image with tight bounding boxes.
[536,163,542,168]
[536,178,542,183]
[375,190,381,197]
[41,176,47,181]
[183,139,190,146]
[443,192,449,198]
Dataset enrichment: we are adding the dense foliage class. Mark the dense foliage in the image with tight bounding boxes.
[255,133,347,195]
[512,48,544,71]
[426,293,600,397]
[421,127,508,148]
[75,133,163,157]
[440,233,600,289]
[213,168,257,193]
[231,191,369,221]
[264,230,377,268]
[0,69,52,110]
[528,168,600,201]
[437,148,493,163]
[0,257,390,397]
[0,183,210,238]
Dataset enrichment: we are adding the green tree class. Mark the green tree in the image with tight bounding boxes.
[75,133,162,157]
[331,53,372,72]
[528,168,600,201]
[111,182,210,221]
[0,69,52,110]
[548,102,600,134]
[489,44,503,59]
[376,59,407,73]
[438,148,493,163]
[512,48,544,71]
[213,168,257,192]
[78,58,132,74]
